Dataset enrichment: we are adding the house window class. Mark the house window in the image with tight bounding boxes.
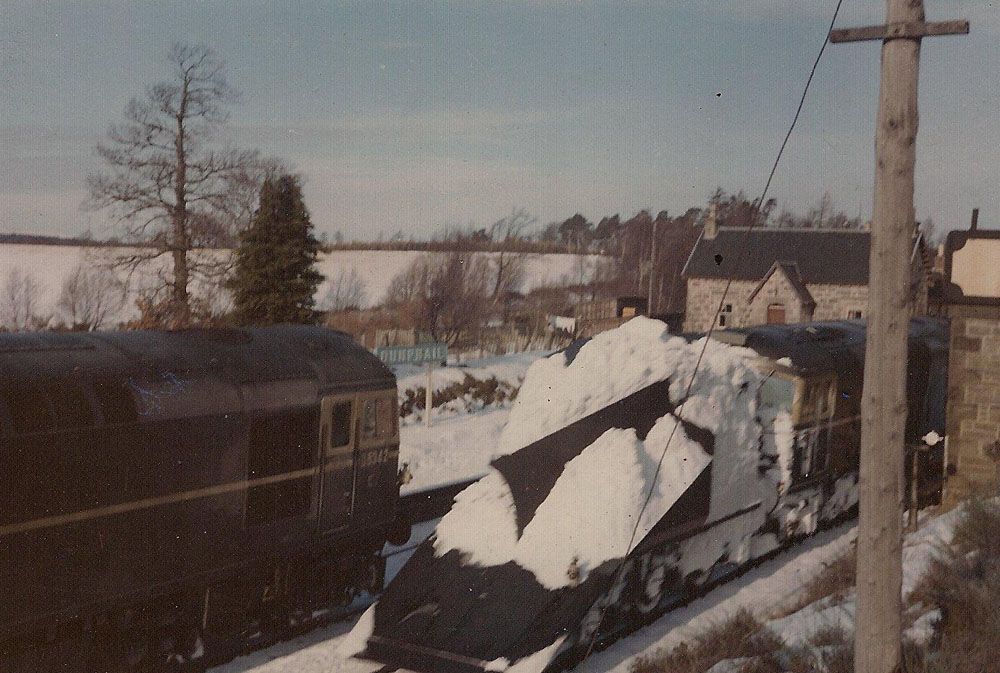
[719,302,733,328]
[848,310,863,319]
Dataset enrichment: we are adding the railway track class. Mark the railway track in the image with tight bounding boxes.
[213,498,858,673]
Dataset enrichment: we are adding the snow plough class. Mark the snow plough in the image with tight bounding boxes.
[343,317,948,673]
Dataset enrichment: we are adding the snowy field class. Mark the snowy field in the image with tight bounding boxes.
[0,244,599,324]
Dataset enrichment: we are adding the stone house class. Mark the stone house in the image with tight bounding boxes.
[940,221,1000,503]
[681,218,929,333]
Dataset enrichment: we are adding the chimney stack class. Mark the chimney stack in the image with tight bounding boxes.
[971,207,979,231]
[705,202,718,240]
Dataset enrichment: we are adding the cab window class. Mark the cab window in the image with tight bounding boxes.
[375,396,397,440]
[360,394,398,443]
[361,399,378,440]
[329,400,352,448]
[759,376,794,412]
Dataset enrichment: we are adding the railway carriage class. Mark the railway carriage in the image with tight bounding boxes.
[0,326,405,672]
[353,318,948,673]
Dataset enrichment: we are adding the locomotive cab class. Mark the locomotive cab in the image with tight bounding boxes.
[755,363,838,488]
[316,389,400,539]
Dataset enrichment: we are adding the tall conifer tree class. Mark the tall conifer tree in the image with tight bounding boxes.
[228,175,323,325]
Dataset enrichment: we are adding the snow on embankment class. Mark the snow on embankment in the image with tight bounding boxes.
[433,317,774,590]
[395,351,539,424]
[766,504,971,648]
[395,351,543,493]
[398,410,511,495]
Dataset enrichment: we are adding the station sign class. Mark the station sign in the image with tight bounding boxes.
[374,342,448,366]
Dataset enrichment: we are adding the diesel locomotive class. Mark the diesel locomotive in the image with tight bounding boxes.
[352,317,949,673]
[0,326,405,672]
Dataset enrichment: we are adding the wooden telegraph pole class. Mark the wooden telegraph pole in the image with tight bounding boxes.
[648,217,658,315]
[830,5,967,673]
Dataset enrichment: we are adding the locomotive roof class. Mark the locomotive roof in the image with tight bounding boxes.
[710,317,948,375]
[0,325,394,390]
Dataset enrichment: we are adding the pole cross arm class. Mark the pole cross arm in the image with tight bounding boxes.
[830,19,968,43]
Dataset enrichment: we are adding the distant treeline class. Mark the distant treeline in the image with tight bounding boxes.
[322,239,588,254]
[0,233,591,256]
[0,233,121,247]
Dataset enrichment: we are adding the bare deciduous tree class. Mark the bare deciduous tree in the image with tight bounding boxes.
[487,208,535,308]
[385,253,490,346]
[322,268,367,312]
[385,256,433,308]
[428,252,491,345]
[87,42,275,326]
[56,264,126,330]
[1,267,45,331]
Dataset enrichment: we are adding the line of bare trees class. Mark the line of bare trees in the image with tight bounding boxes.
[0,263,125,332]
[374,209,542,347]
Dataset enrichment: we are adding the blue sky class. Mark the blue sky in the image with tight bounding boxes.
[0,1,994,240]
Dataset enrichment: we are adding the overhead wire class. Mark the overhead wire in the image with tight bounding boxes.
[581,0,847,662]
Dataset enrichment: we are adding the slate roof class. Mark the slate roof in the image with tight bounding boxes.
[682,227,872,285]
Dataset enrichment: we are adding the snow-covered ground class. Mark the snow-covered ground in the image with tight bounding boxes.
[0,244,599,325]
[398,408,510,494]
[210,505,969,673]
[396,351,543,493]
[316,250,599,309]
[394,350,541,395]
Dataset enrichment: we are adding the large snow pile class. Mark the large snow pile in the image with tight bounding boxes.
[434,421,711,589]
[434,317,769,589]
[499,317,759,454]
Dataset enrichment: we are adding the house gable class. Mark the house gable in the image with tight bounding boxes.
[746,262,816,325]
